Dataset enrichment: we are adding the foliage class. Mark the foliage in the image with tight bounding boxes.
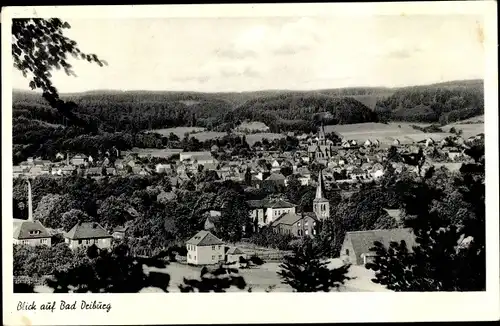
[12,19,106,129]
[374,80,484,124]
[248,227,296,251]
[278,240,351,292]
[366,141,485,291]
[179,264,247,292]
[45,244,171,293]
[14,243,84,277]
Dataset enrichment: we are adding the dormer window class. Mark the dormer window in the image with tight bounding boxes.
[29,230,41,235]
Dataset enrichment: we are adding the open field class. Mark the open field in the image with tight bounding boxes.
[148,127,206,137]
[245,133,285,146]
[326,121,483,145]
[138,258,391,293]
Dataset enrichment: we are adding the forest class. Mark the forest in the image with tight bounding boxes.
[12,79,483,162]
[374,80,484,124]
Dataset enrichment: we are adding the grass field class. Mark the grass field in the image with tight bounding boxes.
[32,258,390,293]
[326,121,483,145]
[245,133,285,146]
[140,258,390,293]
[149,127,206,137]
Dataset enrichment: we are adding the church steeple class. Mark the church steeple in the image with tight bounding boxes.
[313,169,330,220]
[315,169,325,200]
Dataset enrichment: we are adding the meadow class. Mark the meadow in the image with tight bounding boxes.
[140,258,391,293]
[326,121,484,145]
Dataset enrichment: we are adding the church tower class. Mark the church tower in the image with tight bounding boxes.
[313,170,330,220]
[318,124,326,146]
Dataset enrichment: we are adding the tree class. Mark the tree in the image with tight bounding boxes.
[12,19,106,129]
[61,209,93,232]
[45,244,171,293]
[366,143,485,291]
[97,195,136,229]
[278,240,351,292]
[285,175,302,205]
[179,264,247,292]
[34,193,81,229]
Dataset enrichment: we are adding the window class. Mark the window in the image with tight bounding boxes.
[212,256,215,260]
[305,229,309,235]
[188,254,191,259]
[212,246,215,250]
[346,249,350,256]
[218,245,221,250]
[194,256,196,260]
[78,240,82,244]
[219,255,222,259]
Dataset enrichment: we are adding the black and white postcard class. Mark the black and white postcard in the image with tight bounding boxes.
[2,2,499,325]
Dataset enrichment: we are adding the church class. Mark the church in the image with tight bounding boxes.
[308,125,334,162]
[270,170,330,237]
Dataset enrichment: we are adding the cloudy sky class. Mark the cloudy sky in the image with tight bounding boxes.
[12,14,485,93]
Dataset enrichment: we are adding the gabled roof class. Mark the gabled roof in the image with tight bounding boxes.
[186,230,224,246]
[226,247,245,255]
[267,199,295,209]
[271,212,303,226]
[266,173,285,181]
[344,228,417,265]
[64,222,112,240]
[13,220,51,240]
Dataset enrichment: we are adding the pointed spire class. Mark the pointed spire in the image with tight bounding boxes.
[315,169,325,200]
[27,179,33,221]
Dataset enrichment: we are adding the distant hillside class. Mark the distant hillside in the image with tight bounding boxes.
[226,92,379,133]
[12,79,484,133]
[373,79,484,124]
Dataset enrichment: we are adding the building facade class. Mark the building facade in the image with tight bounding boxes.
[186,230,225,265]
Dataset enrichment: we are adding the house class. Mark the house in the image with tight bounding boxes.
[70,154,88,166]
[340,228,417,265]
[64,222,113,250]
[179,151,216,165]
[226,247,247,264]
[186,230,225,265]
[13,220,52,246]
[392,139,401,147]
[13,166,24,178]
[156,163,172,174]
[61,165,76,175]
[247,198,296,227]
[262,173,286,188]
[112,226,127,240]
[270,159,282,173]
[271,212,318,237]
[13,180,51,246]
[203,210,222,231]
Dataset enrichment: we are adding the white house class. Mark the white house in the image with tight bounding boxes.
[186,230,225,265]
[179,151,216,165]
[64,222,113,250]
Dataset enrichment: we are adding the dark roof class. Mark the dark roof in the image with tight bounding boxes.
[64,222,112,240]
[113,226,127,233]
[271,212,317,227]
[271,212,302,226]
[267,199,295,209]
[266,173,286,181]
[344,228,417,265]
[13,220,51,239]
[186,230,224,246]
[226,247,245,255]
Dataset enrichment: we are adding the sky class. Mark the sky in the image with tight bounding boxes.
[12,14,485,93]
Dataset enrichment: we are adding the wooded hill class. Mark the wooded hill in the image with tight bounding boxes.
[12,79,483,134]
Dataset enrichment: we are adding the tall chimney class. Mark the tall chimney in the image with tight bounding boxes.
[66,152,70,166]
[27,179,33,221]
